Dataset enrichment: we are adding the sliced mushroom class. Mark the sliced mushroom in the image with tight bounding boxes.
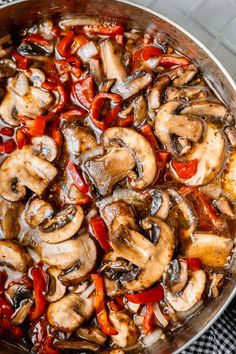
[25,198,54,228]
[17,40,53,57]
[170,124,225,185]
[149,189,170,219]
[63,124,97,156]
[154,101,203,155]
[46,267,66,303]
[102,127,157,190]
[113,70,153,100]
[100,201,137,233]
[165,85,208,102]
[47,293,94,332]
[89,58,104,84]
[11,298,33,325]
[214,196,235,218]
[83,147,135,196]
[185,233,234,268]
[148,75,170,111]
[113,217,174,291]
[131,95,147,128]
[0,240,31,272]
[110,226,155,268]
[180,101,231,121]
[0,59,16,79]
[224,126,236,147]
[0,146,58,202]
[0,93,19,126]
[100,39,127,82]
[223,151,236,201]
[0,198,23,239]
[172,64,198,86]
[77,326,107,345]
[54,340,99,352]
[31,136,58,162]
[40,234,97,284]
[59,234,97,285]
[166,270,206,312]
[109,312,138,348]
[167,188,198,240]
[38,205,84,244]
[9,73,53,118]
[163,259,188,293]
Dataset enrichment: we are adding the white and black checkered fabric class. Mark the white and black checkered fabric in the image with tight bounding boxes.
[181,298,236,354]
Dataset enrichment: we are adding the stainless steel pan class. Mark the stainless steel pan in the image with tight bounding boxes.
[0,1,235,353]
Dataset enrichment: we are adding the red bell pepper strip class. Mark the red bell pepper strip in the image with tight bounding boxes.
[141,46,163,61]
[91,274,118,336]
[143,303,155,334]
[38,336,59,354]
[125,284,164,304]
[72,76,95,110]
[116,115,133,127]
[140,124,159,150]
[67,160,89,194]
[159,55,190,68]
[60,108,86,121]
[66,55,81,67]
[16,128,28,149]
[132,48,142,71]
[28,116,46,136]
[51,25,60,37]
[24,34,49,46]
[30,265,47,321]
[89,217,111,252]
[57,30,74,58]
[107,300,120,312]
[171,159,198,179]
[84,25,124,36]
[71,34,89,54]
[182,258,202,271]
[0,139,16,154]
[0,297,14,318]
[42,81,67,114]
[0,127,14,137]
[156,150,170,170]
[0,271,7,295]
[90,93,122,130]
[50,119,63,146]
[11,51,31,70]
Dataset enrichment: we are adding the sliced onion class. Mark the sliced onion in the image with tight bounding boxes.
[59,17,100,29]
[79,146,104,163]
[71,281,89,294]
[142,328,163,347]
[177,300,203,320]
[153,302,168,328]
[81,283,95,299]
[96,195,114,209]
[78,41,98,63]
[125,300,141,314]
[145,57,161,70]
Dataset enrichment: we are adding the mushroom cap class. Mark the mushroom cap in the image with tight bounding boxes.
[0,146,58,202]
[31,136,58,162]
[46,267,66,303]
[0,240,31,272]
[154,101,203,155]
[25,198,54,228]
[166,270,206,312]
[59,234,97,285]
[47,293,94,332]
[0,198,23,239]
[115,217,175,291]
[0,93,19,126]
[185,233,233,268]
[102,127,157,190]
[170,124,226,186]
[38,205,84,244]
[109,312,138,348]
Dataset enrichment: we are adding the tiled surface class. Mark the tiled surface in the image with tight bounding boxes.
[131,0,236,81]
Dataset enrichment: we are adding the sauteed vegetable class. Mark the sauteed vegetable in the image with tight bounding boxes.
[0,16,235,353]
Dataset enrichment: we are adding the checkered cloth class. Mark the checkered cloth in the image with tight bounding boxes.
[0,0,235,353]
[181,298,236,353]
